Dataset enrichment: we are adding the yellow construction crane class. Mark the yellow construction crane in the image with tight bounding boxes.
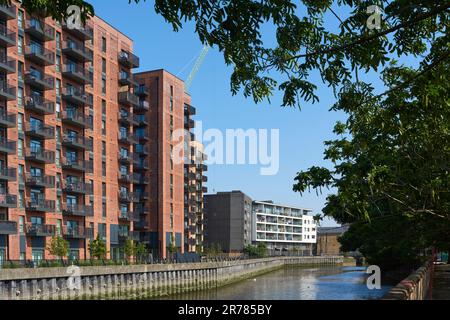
[185,45,210,92]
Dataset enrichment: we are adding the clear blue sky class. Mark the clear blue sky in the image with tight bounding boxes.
[89,0,372,227]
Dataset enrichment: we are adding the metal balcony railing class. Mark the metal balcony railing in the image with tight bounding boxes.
[61,159,93,173]
[24,70,54,90]
[0,193,17,208]
[0,24,16,47]
[63,181,93,194]
[62,110,93,129]
[62,204,94,217]
[118,132,138,145]
[62,87,93,106]
[0,52,15,74]
[25,199,56,212]
[62,134,93,151]
[25,224,55,237]
[0,109,16,127]
[25,123,55,139]
[135,85,149,96]
[62,21,93,40]
[118,191,139,203]
[25,94,55,114]
[25,174,55,188]
[0,220,17,235]
[0,80,16,101]
[118,91,139,107]
[0,5,16,20]
[62,226,94,239]
[119,71,138,86]
[25,18,55,41]
[118,50,139,68]
[118,111,138,126]
[134,100,149,112]
[25,44,55,65]
[0,138,15,154]
[25,148,55,163]
[0,167,16,181]
[63,64,93,85]
[62,39,93,62]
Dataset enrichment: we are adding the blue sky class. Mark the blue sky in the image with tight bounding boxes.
[89,0,371,227]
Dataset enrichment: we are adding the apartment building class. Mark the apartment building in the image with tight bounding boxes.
[252,201,316,254]
[0,1,143,262]
[204,191,253,253]
[204,191,317,255]
[184,139,207,254]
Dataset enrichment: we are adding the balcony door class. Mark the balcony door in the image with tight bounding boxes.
[30,188,43,204]
[30,166,42,178]
[30,139,42,153]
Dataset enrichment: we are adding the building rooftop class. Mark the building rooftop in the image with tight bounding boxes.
[317,225,349,235]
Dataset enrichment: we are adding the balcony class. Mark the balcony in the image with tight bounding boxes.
[134,115,148,126]
[25,18,55,41]
[25,199,56,212]
[118,191,139,203]
[118,132,138,145]
[0,194,16,208]
[119,230,140,242]
[185,119,195,129]
[118,91,139,107]
[25,148,55,164]
[119,71,138,87]
[25,174,55,188]
[0,5,16,20]
[134,220,149,230]
[62,110,93,129]
[134,100,149,113]
[134,160,149,170]
[62,40,93,62]
[0,110,15,128]
[0,81,16,101]
[135,206,149,216]
[63,64,93,85]
[135,133,149,142]
[62,87,93,106]
[118,172,133,184]
[62,159,93,173]
[0,53,15,74]
[62,134,93,151]
[25,95,55,114]
[202,186,208,193]
[24,70,54,90]
[62,204,94,217]
[134,174,149,185]
[135,85,149,96]
[62,226,94,239]
[118,111,138,126]
[118,50,139,69]
[25,123,55,139]
[25,224,55,237]
[0,167,15,181]
[184,104,196,116]
[119,211,138,222]
[63,181,93,195]
[135,145,149,156]
[0,220,17,235]
[25,45,55,66]
[118,152,134,164]
[62,21,93,40]
[136,192,149,200]
[0,24,15,47]
[0,138,15,154]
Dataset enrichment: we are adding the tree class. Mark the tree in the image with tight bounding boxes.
[293,60,450,269]
[46,236,69,260]
[313,214,323,227]
[88,235,108,260]
[124,238,136,263]
[6,1,449,108]
[134,242,147,263]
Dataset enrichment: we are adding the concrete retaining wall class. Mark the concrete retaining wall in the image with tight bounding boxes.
[0,256,343,300]
[382,260,433,300]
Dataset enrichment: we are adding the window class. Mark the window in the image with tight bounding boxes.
[56,173,61,189]
[18,113,23,132]
[102,79,106,94]
[18,87,23,107]
[102,141,106,156]
[18,61,24,81]
[102,120,106,135]
[56,102,61,119]
[102,58,106,73]
[18,139,23,157]
[18,35,23,55]
[18,10,24,30]
[19,216,24,233]
[56,32,61,50]
[102,161,106,176]
[56,219,62,236]
[55,150,60,166]
[18,165,24,184]
[102,36,107,52]
[56,197,61,212]
[102,183,106,197]
[56,55,61,72]
[102,100,106,115]
[18,190,24,208]
[56,126,61,144]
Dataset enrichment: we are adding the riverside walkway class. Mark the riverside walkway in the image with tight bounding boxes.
[432,265,450,300]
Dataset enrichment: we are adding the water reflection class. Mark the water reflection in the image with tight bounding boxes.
[159,266,390,300]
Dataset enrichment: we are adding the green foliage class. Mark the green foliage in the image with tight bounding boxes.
[204,243,222,256]
[46,236,69,260]
[293,60,450,269]
[134,242,147,263]
[244,243,267,258]
[88,235,108,260]
[124,238,135,261]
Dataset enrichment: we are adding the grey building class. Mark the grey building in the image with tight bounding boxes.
[204,191,253,253]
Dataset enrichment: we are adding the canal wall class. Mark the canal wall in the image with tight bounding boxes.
[0,256,343,300]
[382,259,433,300]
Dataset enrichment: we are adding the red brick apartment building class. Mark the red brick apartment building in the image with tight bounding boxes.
[0,1,206,262]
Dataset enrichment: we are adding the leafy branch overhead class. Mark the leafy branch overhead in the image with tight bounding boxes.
[6,0,450,108]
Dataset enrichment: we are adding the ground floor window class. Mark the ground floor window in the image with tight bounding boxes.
[69,250,79,261]
[0,248,5,266]
[31,249,44,263]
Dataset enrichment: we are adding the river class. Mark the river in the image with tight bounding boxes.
[159,266,391,300]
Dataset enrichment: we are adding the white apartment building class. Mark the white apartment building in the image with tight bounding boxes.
[252,201,317,254]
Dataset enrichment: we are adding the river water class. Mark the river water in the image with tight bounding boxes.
[160,266,391,300]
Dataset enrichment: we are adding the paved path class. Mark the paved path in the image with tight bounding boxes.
[432,265,450,300]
